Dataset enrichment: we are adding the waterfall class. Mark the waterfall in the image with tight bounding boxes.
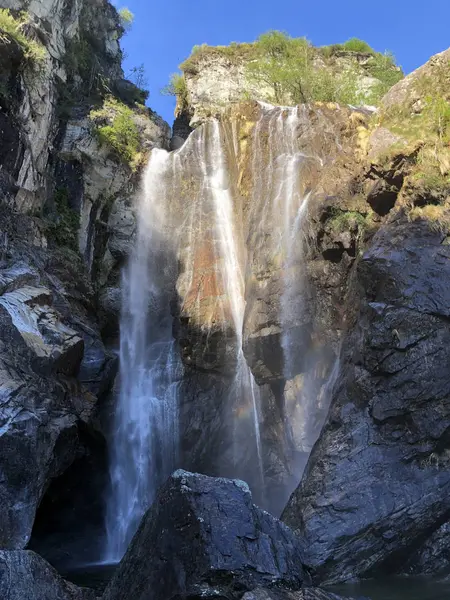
[191,120,265,493]
[248,103,337,493]
[104,149,181,562]
[104,104,339,558]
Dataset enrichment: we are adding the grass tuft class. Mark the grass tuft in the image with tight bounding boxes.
[0,9,46,64]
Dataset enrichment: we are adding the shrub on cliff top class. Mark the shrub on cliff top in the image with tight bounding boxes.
[247,31,365,105]
[342,38,375,54]
[161,73,188,108]
[118,7,134,32]
[90,96,141,169]
[178,30,402,107]
[0,9,46,63]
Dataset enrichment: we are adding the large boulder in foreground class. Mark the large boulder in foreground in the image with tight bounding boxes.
[104,470,310,600]
[282,219,450,583]
[0,550,94,600]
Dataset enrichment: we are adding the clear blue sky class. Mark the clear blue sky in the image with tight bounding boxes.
[115,0,450,126]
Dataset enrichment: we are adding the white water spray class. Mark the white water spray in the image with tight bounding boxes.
[104,150,181,562]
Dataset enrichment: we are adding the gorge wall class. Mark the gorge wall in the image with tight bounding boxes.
[0,1,449,598]
[0,0,169,569]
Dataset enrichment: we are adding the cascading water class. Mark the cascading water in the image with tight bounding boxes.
[104,103,340,559]
[104,150,181,562]
[248,103,338,492]
[191,120,265,492]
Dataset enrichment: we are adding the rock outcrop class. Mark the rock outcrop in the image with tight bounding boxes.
[282,218,450,583]
[104,470,354,600]
[177,42,400,126]
[0,550,94,600]
[282,51,450,584]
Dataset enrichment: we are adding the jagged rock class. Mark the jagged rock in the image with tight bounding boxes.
[0,286,84,376]
[402,521,450,578]
[0,550,94,600]
[282,218,450,584]
[0,216,112,550]
[103,470,310,600]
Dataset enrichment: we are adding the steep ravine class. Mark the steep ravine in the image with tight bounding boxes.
[0,1,449,598]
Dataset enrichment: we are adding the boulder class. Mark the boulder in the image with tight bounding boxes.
[0,550,94,600]
[103,470,309,600]
[282,219,450,584]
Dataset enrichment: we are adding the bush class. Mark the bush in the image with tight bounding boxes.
[365,51,403,102]
[247,31,364,105]
[0,9,46,63]
[90,96,141,167]
[328,209,368,234]
[342,38,375,54]
[118,7,134,31]
[161,72,188,107]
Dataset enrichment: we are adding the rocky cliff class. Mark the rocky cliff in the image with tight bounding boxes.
[0,0,169,579]
[282,48,450,583]
[0,3,449,598]
[166,44,450,584]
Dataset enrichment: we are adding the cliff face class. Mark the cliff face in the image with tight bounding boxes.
[282,48,450,583]
[0,3,449,595]
[166,101,371,512]
[0,0,168,566]
[165,46,450,581]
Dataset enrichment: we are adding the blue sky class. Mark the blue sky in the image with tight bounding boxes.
[116,0,450,125]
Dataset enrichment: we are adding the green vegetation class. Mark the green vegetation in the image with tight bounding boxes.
[327,208,370,236]
[177,31,403,107]
[180,41,256,73]
[408,204,450,233]
[376,59,450,232]
[90,96,142,169]
[0,9,46,63]
[322,38,376,56]
[341,38,375,53]
[118,7,134,31]
[161,73,188,107]
[365,52,403,102]
[47,188,80,251]
[246,31,364,105]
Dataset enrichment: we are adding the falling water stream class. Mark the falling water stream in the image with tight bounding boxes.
[104,103,335,561]
[104,150,181,561]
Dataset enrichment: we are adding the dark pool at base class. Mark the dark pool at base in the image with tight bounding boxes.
[63,564,118,594]
[64,566,450,599]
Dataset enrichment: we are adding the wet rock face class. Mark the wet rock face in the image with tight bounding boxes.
[282,218,450,584]
[0,550,94,600]
[0,0,167,561]
[0,206,116,551]
[103,470,309,600]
